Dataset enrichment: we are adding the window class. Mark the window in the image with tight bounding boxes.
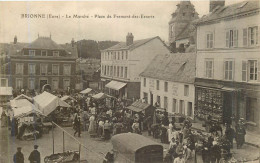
[164,96,168,109]
[143,78,146,87]
[242,60,247,81]
[118,52,120,60]
[110,66,113,76]
[157,96,161,107]
[249,60,258,81]
[16,78,23,89]
[52,79,59,90]
[143,92,148,103]
[224,60,234,80]
[124,67,127,78]
[206,33,214,48]
[243,28,248,46]
[205,59,213,78]
[248,26,258,46]
[16,63,24,74]
[107,66,110,76]
[41,50,47,56]
[120,67,123,77]
[116,66,119,77]
[126,51,128,59]
[63,64,71,75]
[28,78,35,90]
[53,51,59,57]
[172,99,177,113]
[226,29,238,48]
[156,80,160,90]
[164,82,168,92]
[122,51,124,60]
[114,66,116,76]
[29,50,35,56]
[0,78,7,87]
[52,64,59,75]
[28,64,35,75]
[63,79,70,89]
[40,64,48,75]
[184,85,189,96]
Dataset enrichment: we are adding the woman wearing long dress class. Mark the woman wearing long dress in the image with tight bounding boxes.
[88,115,96,136]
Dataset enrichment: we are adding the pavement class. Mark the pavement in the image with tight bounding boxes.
[1,122,259,163]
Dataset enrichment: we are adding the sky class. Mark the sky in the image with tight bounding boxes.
[0,0,245,44]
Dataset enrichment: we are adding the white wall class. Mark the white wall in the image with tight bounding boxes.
[140,76,195,117]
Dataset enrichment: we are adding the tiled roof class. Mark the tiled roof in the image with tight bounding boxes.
[140,53,196,84]
[176,22,196,40]
[196,1,260,24]
[104,36,163,51]
[25,37,64,50]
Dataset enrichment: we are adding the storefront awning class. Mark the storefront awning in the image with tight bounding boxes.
[0,87,12,96]
[127,101,151,113]
[105,80,127,91]
[221,87,236,92]
[195,82,223,89]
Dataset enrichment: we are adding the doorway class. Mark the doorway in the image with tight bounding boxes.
[223,92,233,124]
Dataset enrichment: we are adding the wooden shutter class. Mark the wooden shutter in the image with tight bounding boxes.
[226,31,230,47]
[234,30,238,47]
[242,60,247,82]
[258,59,260,82]
[243,28,248,46]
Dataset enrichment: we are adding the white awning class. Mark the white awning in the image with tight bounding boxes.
[222,87,236,92]
[105,80,127,91]
[0,87,12,96]
[80,88,93,94]
[92,93,106,99]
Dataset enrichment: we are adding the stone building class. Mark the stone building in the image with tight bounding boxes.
[140,53,196,117]
[195,1,260,130]
[168,1,199,47]
[100,33,169,100]
[9,35,78,93]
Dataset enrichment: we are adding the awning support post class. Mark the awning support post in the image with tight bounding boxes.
[52,122,54,154]
[63,131,65,152]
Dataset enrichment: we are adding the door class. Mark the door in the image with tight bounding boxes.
[150,93,153,105]
[40,80,48,90]
[223,92,233,124]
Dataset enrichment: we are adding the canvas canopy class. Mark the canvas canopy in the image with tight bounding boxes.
[0,87,12,96]
[13,105,43,118]
[80,88,92,94]
[127,101,151,112]
[10,99,33,108]
[60,95,76,101]
[105,80,127,90]
[13,94,33,101]
[34,91,71,116]
[92,93,106,99]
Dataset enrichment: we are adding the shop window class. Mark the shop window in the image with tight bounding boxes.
[246,97,257,123]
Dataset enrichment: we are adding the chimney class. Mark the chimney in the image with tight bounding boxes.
[209,0,225,12]
[126,33,134,46]
[14,35,17,44]
[71,38,75,47]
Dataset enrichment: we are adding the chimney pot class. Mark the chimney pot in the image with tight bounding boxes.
[126,33,134,46]
[14,35,17,44]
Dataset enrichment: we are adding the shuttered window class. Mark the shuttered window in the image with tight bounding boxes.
[243,28,248,46]
[242,60,247,82]
[226,29,238,48]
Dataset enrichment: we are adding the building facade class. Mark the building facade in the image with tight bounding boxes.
[9,36,78,93]
[168,1,199,47]
[195,1,260,130]
[100,33,169,99]
[140,53,196,117]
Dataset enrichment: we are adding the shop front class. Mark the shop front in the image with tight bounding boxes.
[195,78,260,131]
[105,80,127,99]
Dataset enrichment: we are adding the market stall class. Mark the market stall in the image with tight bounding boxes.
[126,101,155,117]
[0,87,13,106]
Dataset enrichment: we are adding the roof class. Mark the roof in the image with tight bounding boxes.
[127,101,152,113]
[196,1,260,25]
[176,22,196,40]
[105,80,127,90]
[104,36,164,51]
[80,88,93,94]
[13,105,43,118]
[10,99,32,108]
[34,91,70,116]
[140,53,196,84]
[25,37,64,50]
[111,133,162,161]
[13,94,33,101]
[0,87,12,96]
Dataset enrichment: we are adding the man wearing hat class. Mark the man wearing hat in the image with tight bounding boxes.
[28,145,40,163]
[13,147,24,163]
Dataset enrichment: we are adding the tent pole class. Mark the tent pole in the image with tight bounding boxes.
[52,122,54,154]
[63,131,65,152]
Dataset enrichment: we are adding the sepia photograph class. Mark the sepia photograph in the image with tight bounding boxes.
[0,0,260,162]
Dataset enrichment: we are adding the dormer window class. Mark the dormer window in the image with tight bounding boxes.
[29,50,35,56]
[41,50,47,56]
[53,51,59,57]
